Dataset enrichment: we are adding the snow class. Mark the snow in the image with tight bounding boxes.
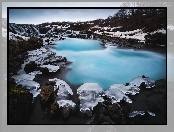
[48,78,75,109]
[105,85,132,104]
[151,28,166,34]
[129,111,156,117]
[129,111,145,117]
[49,78,73,98]
[12,74,35,84]
[57,100,76,109]
[18,80,40,90]
[77,83,104,115]
[110,84,140,95]
[9,32,30,41]
[12,73,40,98]
[40,64,60,72]
[29,71,42,76]
[28,49,43,56]
[147,111,156,116]
[129,76,155,88]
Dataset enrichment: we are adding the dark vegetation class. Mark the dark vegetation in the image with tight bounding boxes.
[9,37,43,58]
[9,85,33,124]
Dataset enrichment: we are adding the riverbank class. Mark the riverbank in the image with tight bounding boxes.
[8,36,166,124]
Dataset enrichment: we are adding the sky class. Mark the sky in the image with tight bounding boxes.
[2,2,123,25]
[9,8,120,24]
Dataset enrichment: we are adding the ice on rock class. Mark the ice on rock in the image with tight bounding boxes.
[49,78,75,110]
[27,47,47,56]
[29,71,42,76]
[129,76,155,88]
[12,74,40,98]
[30,89,41,98]
[28,49,43,56]
[147,111,156,116]
[129,111,145,117]
[49,78,73,99]
[110,84,140,95]
[129,111,156,117]
[105,86,132,104]
[57,100,76,109]
[17,80,40,90]
[12,74,35,83]
[40,64,60,72]
[77,83,104,115]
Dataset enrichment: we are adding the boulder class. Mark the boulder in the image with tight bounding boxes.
[24,61,37,73]
[60,106,72,120]
[39,67,49,74]
[40,85,54,108]
[42,102,59,119]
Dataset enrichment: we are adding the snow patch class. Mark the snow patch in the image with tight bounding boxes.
[49,78,73,98]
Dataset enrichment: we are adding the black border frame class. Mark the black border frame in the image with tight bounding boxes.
[7,6,167,125]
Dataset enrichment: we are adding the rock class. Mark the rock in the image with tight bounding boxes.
[24,61,37,73]
[39,67,49,74]
[107,103,123,123]
[42,102,59,119]
[45,81,56,86]
[91,102,115,124]
[40,85,54,108]
[60,105,72,120]
[91,113,115,124]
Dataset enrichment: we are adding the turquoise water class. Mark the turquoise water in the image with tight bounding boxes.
[54,38,166,90]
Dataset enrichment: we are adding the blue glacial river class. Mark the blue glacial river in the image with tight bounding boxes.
[54,38,166,90]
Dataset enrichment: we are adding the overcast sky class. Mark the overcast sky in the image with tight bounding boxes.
[2,2,123,24]
[9,9,120,24]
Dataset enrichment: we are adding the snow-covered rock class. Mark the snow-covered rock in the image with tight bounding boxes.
[129,111,145,117]
[12,74,35,84]
[57,100,76,109]
[49,78,73,99]
[129,111,156,117]
[110,84,140,95]
[77,83,104,116]
[105,85,132,104]
[12,73,40,98]
[40,64,60,72]
[129,76,155,88]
